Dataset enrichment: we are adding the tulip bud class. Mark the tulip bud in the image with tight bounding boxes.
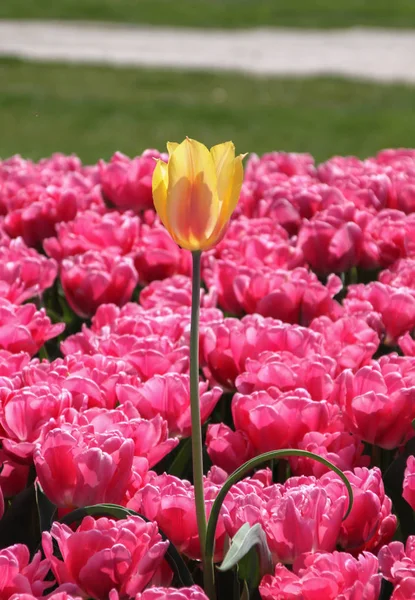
[152,138,245,251]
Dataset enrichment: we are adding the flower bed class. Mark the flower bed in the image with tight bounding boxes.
[1,147,415,599]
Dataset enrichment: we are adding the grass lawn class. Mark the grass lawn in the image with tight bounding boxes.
[1,58,415,164]
[1,0,415,29]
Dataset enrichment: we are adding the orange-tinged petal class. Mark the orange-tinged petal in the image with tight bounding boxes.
[167,138,219,246]
[152,159,169,228]
[167,141,179,157]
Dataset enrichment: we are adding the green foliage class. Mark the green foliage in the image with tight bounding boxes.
[2,0,415,29]
[1,59,415,164]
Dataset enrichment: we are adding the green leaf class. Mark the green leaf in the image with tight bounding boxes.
[168,437,192,477]
[240,580,250,600]
[35,481,57,535]
[238,545,260,590]
[60,503,194,587]
[219,523,272,582]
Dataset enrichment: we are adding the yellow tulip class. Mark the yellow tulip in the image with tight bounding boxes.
[152,137,246,251]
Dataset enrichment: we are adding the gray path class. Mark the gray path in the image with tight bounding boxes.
[1,20,415,83]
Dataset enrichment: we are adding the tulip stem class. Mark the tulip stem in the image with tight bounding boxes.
[190,250,216,600]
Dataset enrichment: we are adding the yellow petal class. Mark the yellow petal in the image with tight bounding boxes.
[210,141,235,205]
[152,159,169,228]
[167,142,179,157]
[207,152,246,245]
[221,153,245,222]
[167,138,219,246]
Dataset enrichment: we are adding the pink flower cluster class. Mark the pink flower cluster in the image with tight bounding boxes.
[2,148,415,599]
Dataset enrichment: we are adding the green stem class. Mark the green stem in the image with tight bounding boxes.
[190,251,216,600]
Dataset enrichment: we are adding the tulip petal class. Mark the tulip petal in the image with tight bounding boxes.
[167,138,219,248]
[221,153,245,223]
[167,142,179,157]
[210,141,235,206]
[152,160,169,228]
[207,153,245,245]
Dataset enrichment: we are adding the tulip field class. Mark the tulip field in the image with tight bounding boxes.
[3,142,415,600]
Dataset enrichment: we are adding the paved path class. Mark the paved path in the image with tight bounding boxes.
[1,20,415,83]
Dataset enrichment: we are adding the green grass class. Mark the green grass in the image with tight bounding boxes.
[1,58,415,164]
[1,0,415,29]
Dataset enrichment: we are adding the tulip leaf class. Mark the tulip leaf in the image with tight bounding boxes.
[219,523,272,587]
[240,580,250,600]
[35,481,57,535]
[60,503,194,587]
[238,547,260,592]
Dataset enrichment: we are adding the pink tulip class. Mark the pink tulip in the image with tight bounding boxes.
[60,250,138,318]
[89,303,188,339]
[321,467,396,554]
[131,223,191,284]
[0,299,64,356]
[9,594,82,600]
[205,262,343,325]
[260,477,347,564]
[246,151,316,180]
[99,150,167,212]
[206,423,254,473]
[297,203,363,274]
[44,209,140,260]
[330,358,415,449]
[56,353,142,411]
[391,577,415,600]
[140,275,217,310]
[34,424,136,507]
[379,258,415,289]
[403,456,415,511]
[110,586,209,600]
[207,216,303,270]
[4,186,78,247]
[290,431,369,478]
[0,349,31,376]
[118,373,221,438]
[0,383,72,462]
[130,472,226,561]
[10,594,82,600]
[0,449,29,496]
[259,551,380,600]
[69,302,220,348]
[201,315,324,390]
[309,315,379,373]
[61,333,190,382]
[92,335,189,380]
[232,389,340,455]
[0,237,57,303]
[399,332,415,356]
[316,154,392,210]
[344,282,415,344]
[43,516,169,599]
[236,351,335,399]
[0,544,52,599]
[63,404,179,468]
[360,209,408,268]
[379,536,415,584]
